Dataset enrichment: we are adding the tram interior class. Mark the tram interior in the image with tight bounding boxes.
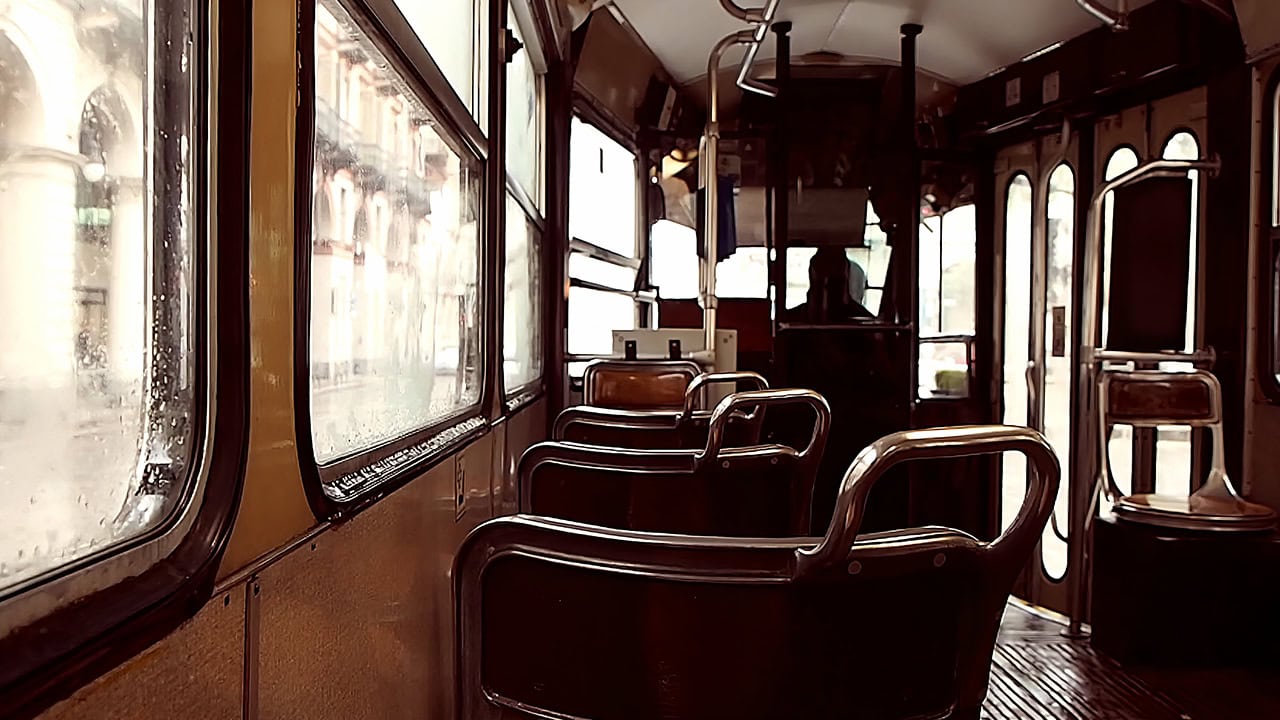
[4,0,1280,718]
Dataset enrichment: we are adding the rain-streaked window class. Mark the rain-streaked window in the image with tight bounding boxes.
[0,1,198,592]
[506,6,541,206]
[504,194,542,392]
[309,0,483,466]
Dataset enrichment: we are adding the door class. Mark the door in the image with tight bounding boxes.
[996,132,1078,613]
[998,90,1209,616]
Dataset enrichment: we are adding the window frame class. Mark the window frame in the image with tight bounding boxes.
[503,191,546,404]
[0,1,250,714]
[918,203,978,338]
[504,1,546,214]
[918,203,978,400]
[500,3,548,407]
[1263,70,1280,404]
[294,0,492,518]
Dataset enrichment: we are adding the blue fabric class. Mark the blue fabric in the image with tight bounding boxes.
[696,175,738,261]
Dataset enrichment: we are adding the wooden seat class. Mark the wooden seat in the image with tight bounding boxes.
[525,388,829,537]
[457,425,1060,720]
[555,371,769,449]
[1099,370,1276,532]
[581,359,702,410]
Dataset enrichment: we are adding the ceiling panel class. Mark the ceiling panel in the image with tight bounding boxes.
[611,0,1157,85]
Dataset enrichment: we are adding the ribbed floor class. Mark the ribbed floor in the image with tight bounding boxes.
[983,640,1185,719]
[984,604,1280,719]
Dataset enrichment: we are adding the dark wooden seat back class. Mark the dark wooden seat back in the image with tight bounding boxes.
[581,359,702,410]
[555,371,769,449]
[458,426,1060,720]
[525,389,830,537]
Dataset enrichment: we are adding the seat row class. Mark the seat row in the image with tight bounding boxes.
[454,361,1061,719]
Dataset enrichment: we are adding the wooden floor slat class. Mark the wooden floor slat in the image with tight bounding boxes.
[983,604,1280,719]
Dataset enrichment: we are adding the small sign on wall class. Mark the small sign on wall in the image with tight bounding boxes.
[1043,71,1061,104]
[1005,77,1022,107]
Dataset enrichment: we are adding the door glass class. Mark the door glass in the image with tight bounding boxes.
[1002,174,1033,532]
[1155,131,1200,497]
[1042,163,1074,580]
[1102,147,1140,497]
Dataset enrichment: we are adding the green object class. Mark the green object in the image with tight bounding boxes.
[935,369,967,396]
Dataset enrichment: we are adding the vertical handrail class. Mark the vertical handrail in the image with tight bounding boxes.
[702,0,782,361]
[702,30,756,360]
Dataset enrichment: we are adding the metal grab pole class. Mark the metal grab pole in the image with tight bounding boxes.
[702,30,755,361]
[736,0,782,98]
[1073,0,1130,30]
[1066,155,1222,637]
[718,0,765,22]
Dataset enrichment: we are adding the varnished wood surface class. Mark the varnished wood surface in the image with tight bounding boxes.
[987,603,1280,719]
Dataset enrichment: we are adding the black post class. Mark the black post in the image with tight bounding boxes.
[770,21,792,335]
[901,23,922,414]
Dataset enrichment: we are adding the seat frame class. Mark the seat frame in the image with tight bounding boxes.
[526,388,830,535]
[554,371,769,447]
[581,359,703,410]
[1097,369,1275,532]
[459,425,1060,720]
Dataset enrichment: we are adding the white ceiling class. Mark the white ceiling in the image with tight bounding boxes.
[610,0,1157,86]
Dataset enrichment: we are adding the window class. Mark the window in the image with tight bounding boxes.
[570,117,637,257]
[1162,131,1201,355]
[568,116,640,359]
[506,6,541,206]
[392,0,484,122]
[781,200,892,313]
[505,194,543,392]
[0,2,198,593]
[1001,173,1033,533]
[1155,131,1202,497]
[1101,146,1141,497]
[918,204,977,398]
[919,205,977,337]
[649,222,768,300]
[1042,163,1074,580]
[309,0,483,467]
[650,220,699,298]
[1101,146,1140,347]
[716,247,769,298]
[568,287,636,355]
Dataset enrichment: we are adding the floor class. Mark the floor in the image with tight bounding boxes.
[983,603,1280,719]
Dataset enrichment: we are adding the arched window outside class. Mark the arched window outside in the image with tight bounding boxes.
[1100,147,1141,498]
[1001,173,1033,534]
[1155,131,1202,498]
[1042,163,1074,580]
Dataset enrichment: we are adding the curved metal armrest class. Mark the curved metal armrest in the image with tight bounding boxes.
[552,405,682,439]
[521,441,698,478]
[797,425,1059,574]
[518,441,700,511]
[703,389,831,460]
[681,371,770,419]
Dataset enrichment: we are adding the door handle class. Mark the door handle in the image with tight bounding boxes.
[1025,361,1037,426]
